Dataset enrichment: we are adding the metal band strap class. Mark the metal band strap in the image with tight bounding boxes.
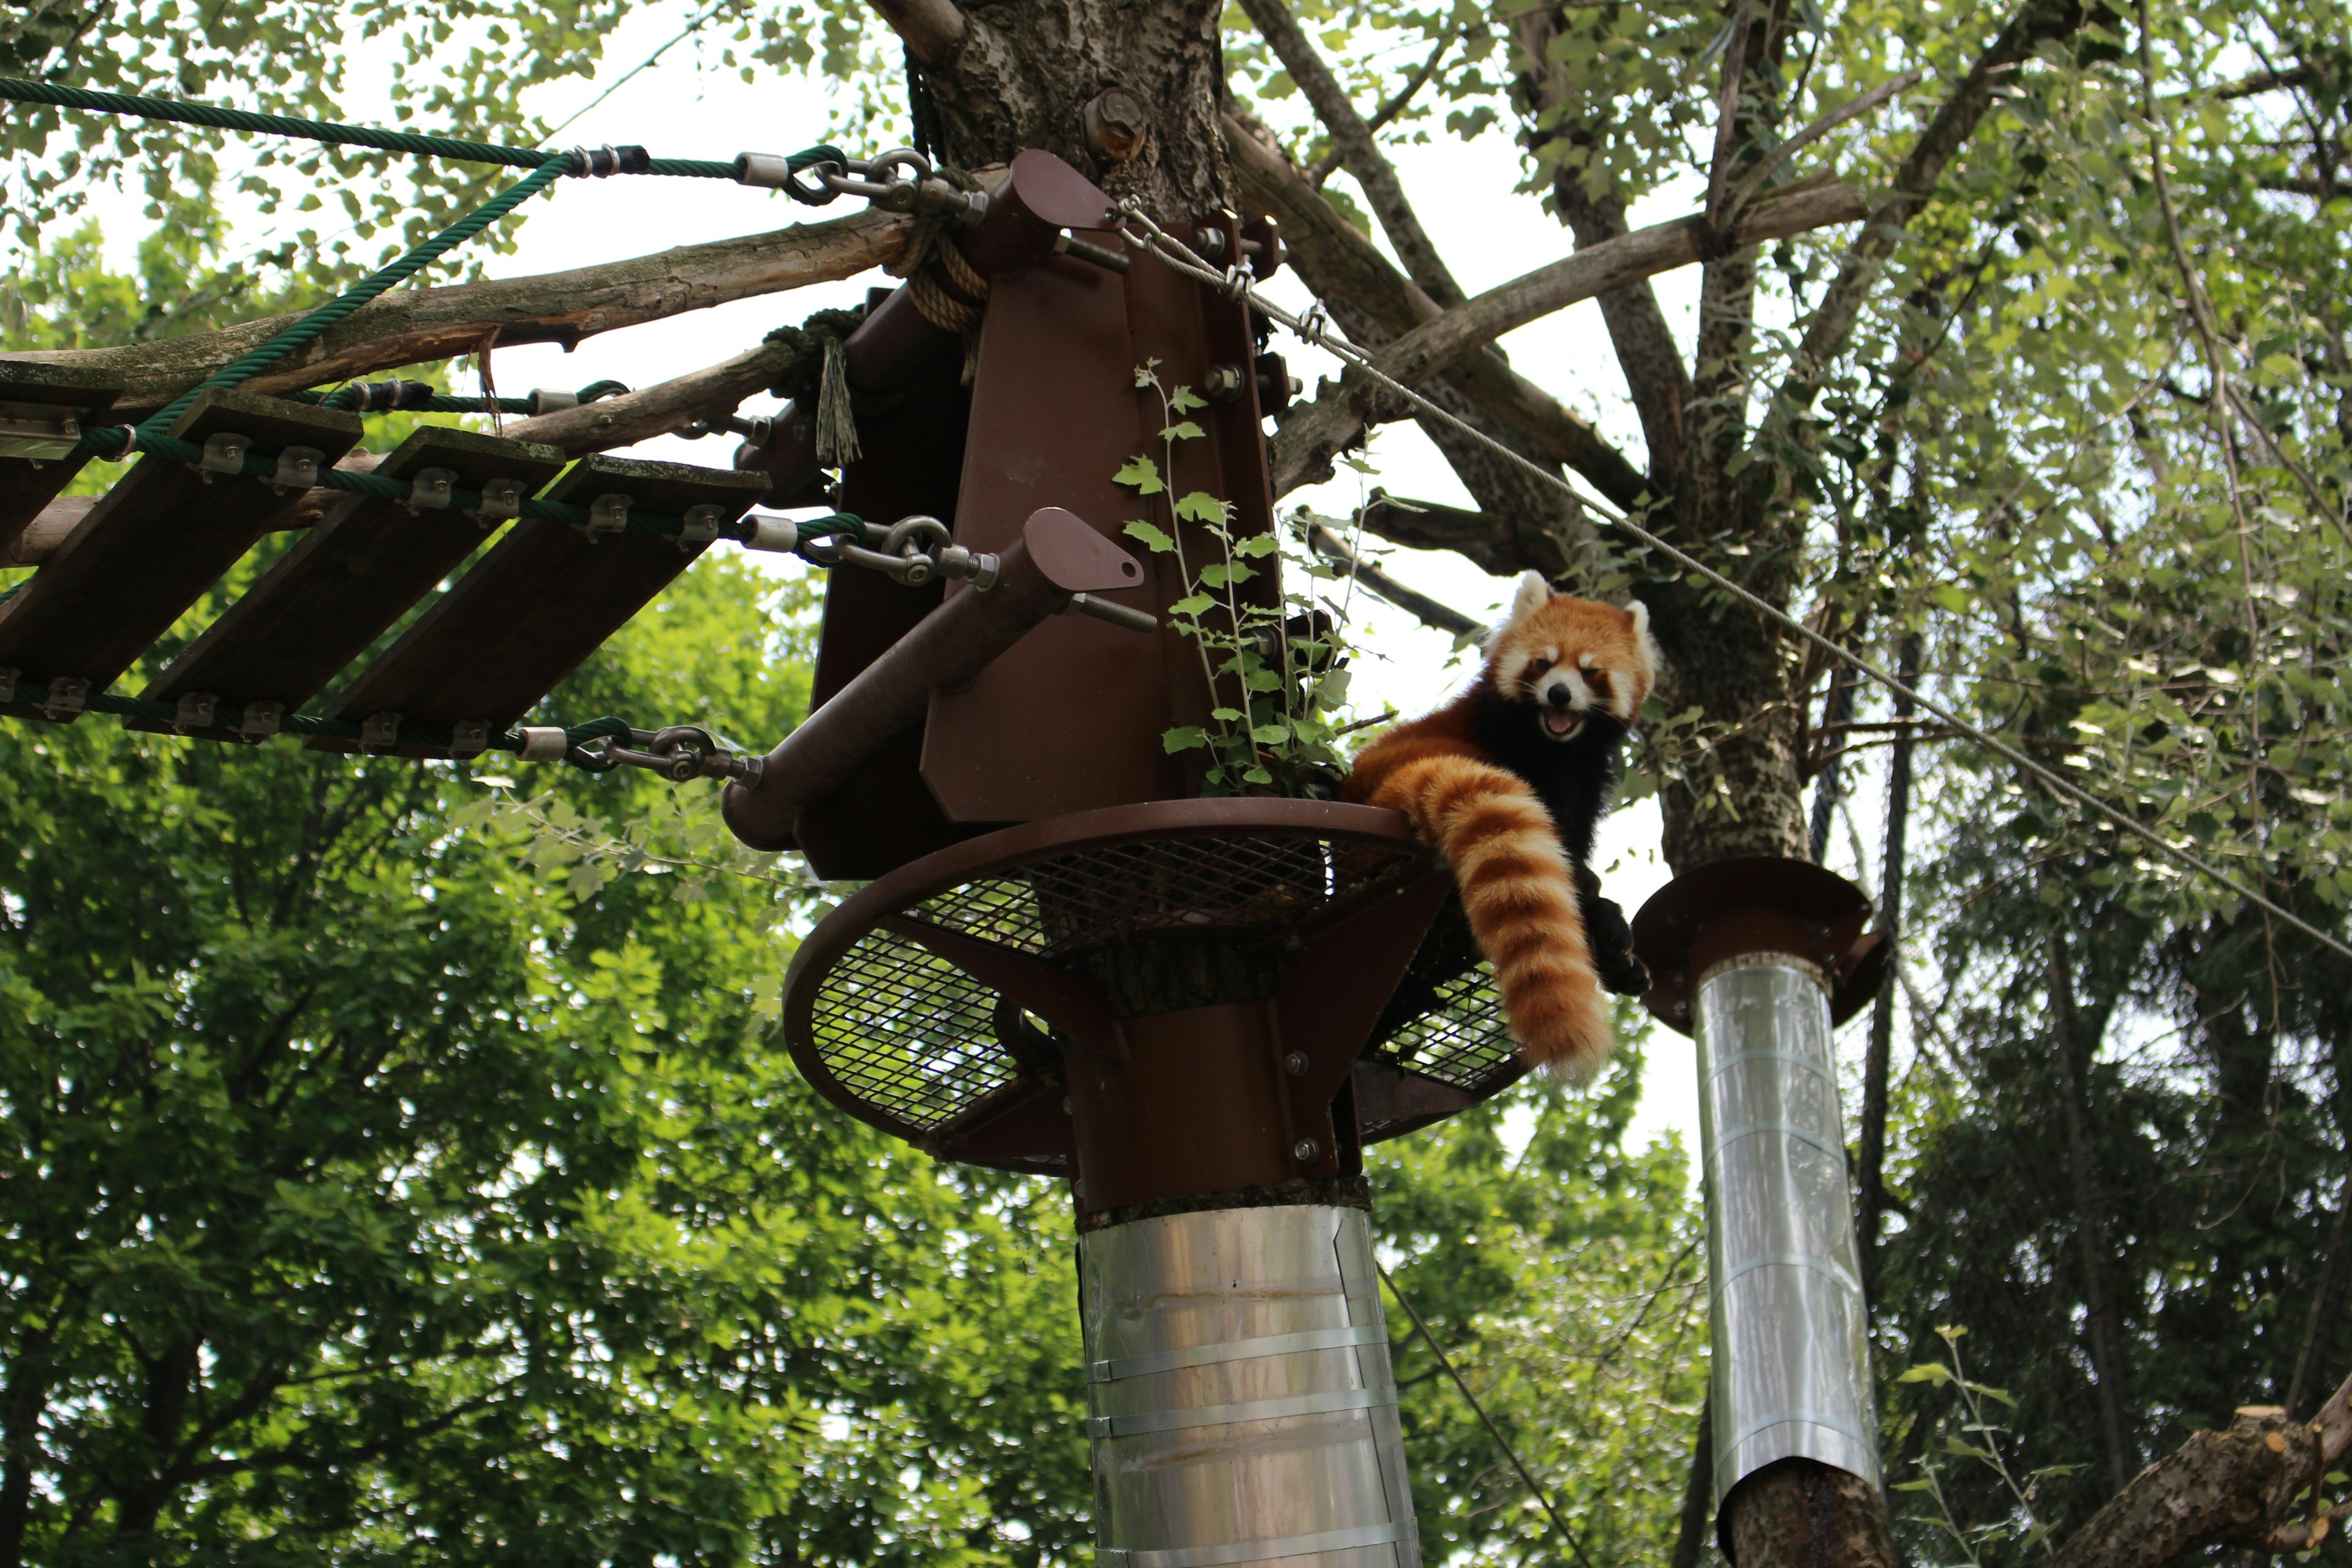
[1719,1405,1877,1457]
[1088,1384,1398,1439]
[1091,1322,1389,1382]
[1711,1251,1864,1303]
[1097,1519,1417,1568]
[1706,1047,1836,1087]
[1706,1117,1844,1165]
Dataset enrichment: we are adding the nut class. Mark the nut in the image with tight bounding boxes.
[1292,1138,1319,1163]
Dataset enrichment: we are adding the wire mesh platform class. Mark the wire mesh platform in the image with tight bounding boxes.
[781,798,1526,1174]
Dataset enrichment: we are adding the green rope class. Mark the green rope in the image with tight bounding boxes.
[134,157,572,440]
[0,75,833,183]
[0,666,639,761]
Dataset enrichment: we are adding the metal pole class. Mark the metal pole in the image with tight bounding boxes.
[1080,1204,1421,1568]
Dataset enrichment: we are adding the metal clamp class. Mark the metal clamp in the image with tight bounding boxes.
[198,431,252,480]
[175,692,219,729]
[271,445,322,492]
[472,477,524,526]
[360,711,401,749]
[744,513,800,554]
[516,725,570,762]
[734,150,846,204]
[42,677,88,719]
[450,718,492,756]
[0,401,85,462]
[586,493,631,535]
[820,149,989,227]
[238,700,283,739]
[527,387,579,415]
[677,504,725,550]
[0,666,18,703]
[409,467,456,511]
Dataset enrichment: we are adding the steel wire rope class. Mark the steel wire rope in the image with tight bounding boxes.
[1378,1262,1599,1568]
[1112,205,2352,967]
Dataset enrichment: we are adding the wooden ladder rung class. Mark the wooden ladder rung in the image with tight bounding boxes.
[137,426,568,743]
[311,454,770,756]
[0,361,126,552]
[0,388,363,723]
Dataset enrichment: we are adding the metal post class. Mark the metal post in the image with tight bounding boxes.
[1631,858,1894,1567]
[1695,954,1877,1502]
[1080,1204,1421,1568]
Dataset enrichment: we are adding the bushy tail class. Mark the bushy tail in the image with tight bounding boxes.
[1369,754,1613,1079]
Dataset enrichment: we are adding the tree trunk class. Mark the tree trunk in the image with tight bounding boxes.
[1856,631,1920,1300]
[895,0,1233,214]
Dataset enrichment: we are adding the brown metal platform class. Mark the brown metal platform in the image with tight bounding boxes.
[0,388,364,723]
[137,426,568,743]
[0,361,124,552]
[781,798,1527,1191]
[312,453,769,755]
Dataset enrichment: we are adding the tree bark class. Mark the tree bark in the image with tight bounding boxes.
[1671,1393,1716,1568]
[2048,922,2139,1494]
[2047,1376,2352,1568]
[1856,631,1920,1300]
[7,208,910,415]
[1722,1460,1896,1568]
[501,340,799,455]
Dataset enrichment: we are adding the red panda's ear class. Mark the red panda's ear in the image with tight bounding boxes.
[1509,570,1550,625]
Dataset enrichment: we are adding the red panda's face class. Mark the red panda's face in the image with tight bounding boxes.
[1486,573,1660,744]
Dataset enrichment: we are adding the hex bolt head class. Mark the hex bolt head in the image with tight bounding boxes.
[1083,88,1149,163]
[1283,1050,1310,1077]
[1292,1138,1320,1164]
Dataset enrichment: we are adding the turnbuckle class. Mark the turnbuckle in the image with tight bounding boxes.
[572,724,763,783]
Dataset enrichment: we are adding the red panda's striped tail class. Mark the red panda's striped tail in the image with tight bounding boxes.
[1368,752,1615,1079]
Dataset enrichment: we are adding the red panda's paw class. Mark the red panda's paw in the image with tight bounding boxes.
[1507,967,1617,1084]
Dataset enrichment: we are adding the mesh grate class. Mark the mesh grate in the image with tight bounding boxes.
[797,826,1515,1152]
[1371,963,1517,1090]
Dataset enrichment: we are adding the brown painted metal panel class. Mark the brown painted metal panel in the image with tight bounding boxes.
[138,426,568,741]
[0,388,364,722]
[311,453,767,752]
[919,247,1183,821]
[0,361,124,549]
[792,351,976,880]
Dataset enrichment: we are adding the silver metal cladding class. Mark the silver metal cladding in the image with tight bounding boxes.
[1080,1204,1422,1568]
[1696,954,1880,1505]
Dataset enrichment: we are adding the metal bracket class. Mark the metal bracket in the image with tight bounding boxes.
[677,503,723,550]
[408,467,456,511]
[586,493,631,535]
[42,677,89,719]
[271,445,322,492]
[0,667,18,703]
[198,431,252,480]
[0,401,85,462]
[450,718,492,756]
[238,700,284,739]
[175,692,219,729]
[471,477,524,526]
[360,712,401,749]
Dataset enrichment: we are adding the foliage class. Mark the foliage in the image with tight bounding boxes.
[1117,363,1357,796]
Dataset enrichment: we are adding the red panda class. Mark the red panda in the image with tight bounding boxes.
[1343,573,1659,1079]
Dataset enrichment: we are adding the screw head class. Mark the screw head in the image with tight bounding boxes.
[1283,1050,1310,1077]
[1292,1138,1320,1164]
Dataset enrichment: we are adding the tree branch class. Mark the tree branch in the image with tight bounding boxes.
[501,339,797,455]
[1300,519,1482,636]
[867,0,966,66]
[6,208,912,415]
[1791,0,2089,388]
[1225,114,1648,510]
[2048,1374,2352,1568]
[1268,178,1867,494]
[1306,28,1458,187]
[1236,0,1465,306]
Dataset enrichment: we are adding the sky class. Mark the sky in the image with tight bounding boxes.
[42,6,1913,1178]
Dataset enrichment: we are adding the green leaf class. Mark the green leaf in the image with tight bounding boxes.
[1896,1362,1954,1385]
[1173,491,1230,524]
[1251,722,1289,744]
[1123,519,1175,552]
[1234,533,1280,557]
[1243,766,1273,784]
[1964,1381,2017,1408]
[1199,561,1257,588]
[1169,385,1207,411]
[1172,593,1216,616]
[1161,421,1205,441]
[1210,707,1245,722]
[1161,725,1209,753]
[1114,455,1164,494]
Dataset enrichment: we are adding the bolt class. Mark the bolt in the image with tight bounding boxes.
[1082,88,1149,164]
[1062,1096,1075,1114]
[1283,1050,1309,1077]
[1293,1138,1320,1163]
[1204,363,1248,402]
